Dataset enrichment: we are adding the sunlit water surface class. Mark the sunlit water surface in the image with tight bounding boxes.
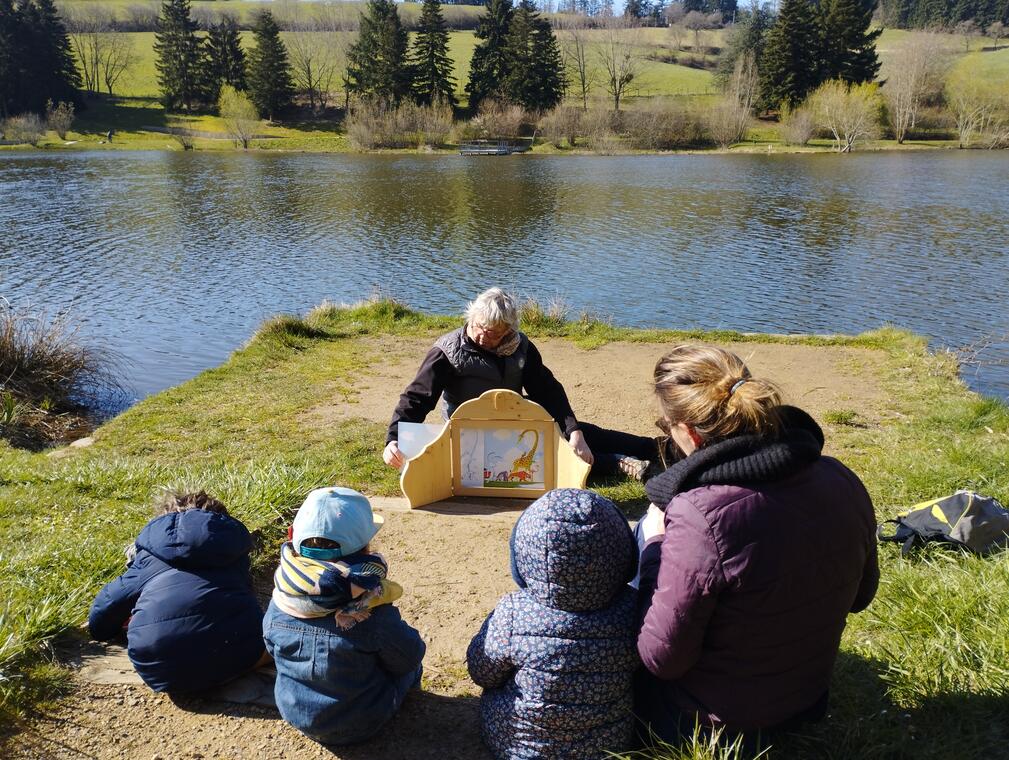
[3,151,1008,403]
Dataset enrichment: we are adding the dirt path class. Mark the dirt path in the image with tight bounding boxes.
[6,338,886,760]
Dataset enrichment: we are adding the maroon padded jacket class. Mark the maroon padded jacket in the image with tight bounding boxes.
[637,420,878,733]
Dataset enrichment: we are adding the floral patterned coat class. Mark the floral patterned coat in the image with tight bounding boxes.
[466,489,640,760]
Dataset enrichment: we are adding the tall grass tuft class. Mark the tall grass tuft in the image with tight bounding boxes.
[0,300,124,448]
[615,724,770,760]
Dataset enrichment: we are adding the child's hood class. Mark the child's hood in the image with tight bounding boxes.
[136,509,253,568]
[510,489,638,612]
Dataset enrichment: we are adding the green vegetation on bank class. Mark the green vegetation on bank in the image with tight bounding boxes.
[1,300,1007,759]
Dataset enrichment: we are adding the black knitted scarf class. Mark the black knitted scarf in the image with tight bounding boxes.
[644,406,825,508]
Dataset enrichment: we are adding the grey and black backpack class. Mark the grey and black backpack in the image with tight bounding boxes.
[877,490,1009,556]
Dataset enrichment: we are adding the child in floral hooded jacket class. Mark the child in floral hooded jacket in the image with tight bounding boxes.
[467,489,640,760]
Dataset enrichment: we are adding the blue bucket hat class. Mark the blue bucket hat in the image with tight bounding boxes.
[292,487,384,559]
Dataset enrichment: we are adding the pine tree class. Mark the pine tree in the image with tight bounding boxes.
[716,1,772,87]
[346,0,413,104]
[624,0,648,17]
[0,0,24,117]
[154,0,208,111]
[466,0,513,110]
[246,11,294,120]
[820,0,881,84]
[909,0,949,26]
[21,0,80,113]
[411,0,457,106]
[207,16,246,96]
[718,0,738,21]
[502,0,565,111]
[758,0,823,110]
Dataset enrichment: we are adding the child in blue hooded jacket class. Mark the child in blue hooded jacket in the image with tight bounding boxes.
[88,490,266,693]
[467,488,641,760]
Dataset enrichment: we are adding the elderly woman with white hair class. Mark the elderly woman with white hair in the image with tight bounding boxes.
[383,288,658,478]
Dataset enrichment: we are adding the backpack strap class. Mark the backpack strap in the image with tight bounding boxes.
[877,519,921,557]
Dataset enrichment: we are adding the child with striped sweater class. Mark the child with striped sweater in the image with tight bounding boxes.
[263,487,425,746]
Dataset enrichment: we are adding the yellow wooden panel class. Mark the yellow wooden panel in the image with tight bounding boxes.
[452,389,554,422]
[400,424,454,508]
[399,390,581,507]
[556,435,591,490]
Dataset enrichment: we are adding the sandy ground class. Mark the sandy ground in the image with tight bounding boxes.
[4,338,886,760]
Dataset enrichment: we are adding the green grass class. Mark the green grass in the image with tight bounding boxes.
[1,299,1008,759]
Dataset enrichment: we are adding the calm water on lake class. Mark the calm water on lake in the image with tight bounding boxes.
[3,150,1009,402]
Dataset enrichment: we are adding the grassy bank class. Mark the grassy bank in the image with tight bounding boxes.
[1,301,1007,757]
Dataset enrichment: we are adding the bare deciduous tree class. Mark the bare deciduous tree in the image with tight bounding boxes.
[596,20,645,112]
[280,5,349,113]
[989,21,1006,50]
[808,80,882,153]
[881,32,951,144]
[99,32,137,95]
[66,5,114,95]
[66,5,137,97]
[706,52,758,147]
[559,26,597,111]
[683,10,720,56]
[955,19,979,52]
[667,22,685,51]
[664,2,685,25]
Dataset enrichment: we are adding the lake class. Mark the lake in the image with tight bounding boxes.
[3,150,1008,403]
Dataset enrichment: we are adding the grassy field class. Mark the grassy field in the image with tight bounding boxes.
[0,300,1007,758]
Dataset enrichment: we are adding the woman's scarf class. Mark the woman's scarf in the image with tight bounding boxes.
[492,329,522,357]
[645,406,825,509]
[272,542,403,628]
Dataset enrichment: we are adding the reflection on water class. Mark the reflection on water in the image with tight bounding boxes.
[3,151,1009,401]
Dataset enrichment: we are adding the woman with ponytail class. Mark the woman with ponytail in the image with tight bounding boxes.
[634,345,879,746]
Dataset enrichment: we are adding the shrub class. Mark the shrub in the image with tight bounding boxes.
[219,86,259,149]
[45,100,75,141]
[779,104,816,145]
[580,108,621,153]
[621,102,712,150]
[0,300,123,447]
[346,100,454,150]
[807,80,882,153]
[166,123,195,150]
[706,96,749,148]
[539,106,583,148]
[2,113,46,146]
[462,99,530,140]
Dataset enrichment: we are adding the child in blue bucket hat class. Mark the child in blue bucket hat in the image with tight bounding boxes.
[264,487,425,745]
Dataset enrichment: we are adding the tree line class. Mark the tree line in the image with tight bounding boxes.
[880,0,1009,30]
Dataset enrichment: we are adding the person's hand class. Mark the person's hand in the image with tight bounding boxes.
[569,430,594,466]
[641,503,666,541]
[383,441,405,469]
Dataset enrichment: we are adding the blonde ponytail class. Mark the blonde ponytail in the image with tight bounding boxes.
[653,345,783,444]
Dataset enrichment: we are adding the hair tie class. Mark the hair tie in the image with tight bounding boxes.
[729,378,749,395]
